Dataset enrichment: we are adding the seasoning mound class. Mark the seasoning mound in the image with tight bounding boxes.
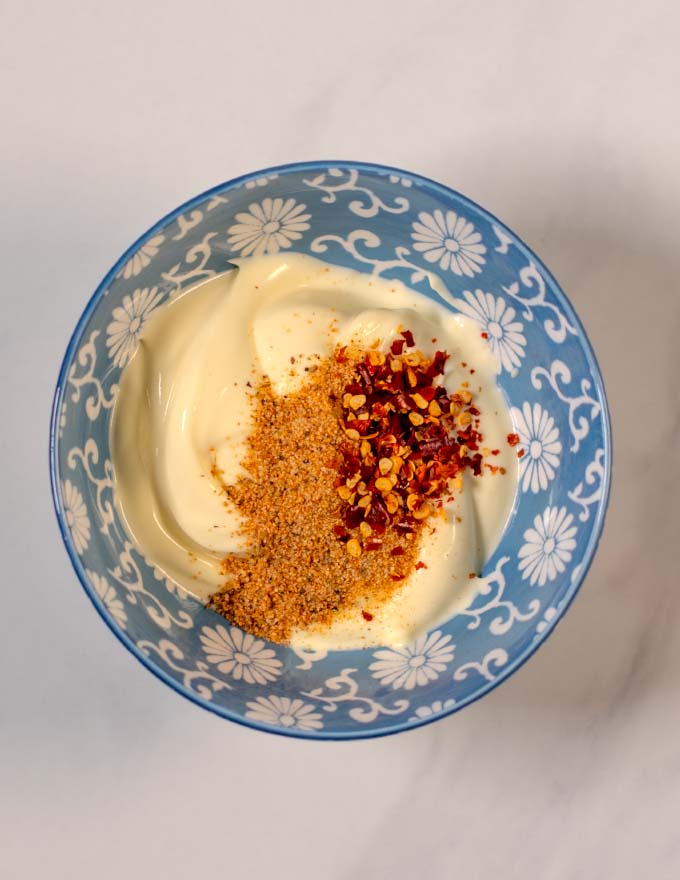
[332,335,487,550]
[207,355,422,644]
[208,331,504,645]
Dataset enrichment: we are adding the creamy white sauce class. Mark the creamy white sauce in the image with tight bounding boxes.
[110,253,517,649]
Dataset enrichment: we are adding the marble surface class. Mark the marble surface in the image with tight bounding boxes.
[2,1,679,877]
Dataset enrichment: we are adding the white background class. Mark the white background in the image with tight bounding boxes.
[2,1,679,878]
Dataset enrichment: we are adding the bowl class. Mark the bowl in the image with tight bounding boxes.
[50,161,611,739]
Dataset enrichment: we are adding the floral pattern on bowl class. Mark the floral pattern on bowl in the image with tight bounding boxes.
[50,161,611,739]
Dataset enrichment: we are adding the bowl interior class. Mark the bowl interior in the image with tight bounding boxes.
[51,162,610,738]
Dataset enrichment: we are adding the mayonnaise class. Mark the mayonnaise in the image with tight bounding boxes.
[110,253,517,648]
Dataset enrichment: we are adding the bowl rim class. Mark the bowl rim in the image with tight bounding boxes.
[49,159,613,740]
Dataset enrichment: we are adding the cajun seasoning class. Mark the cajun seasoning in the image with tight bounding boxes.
[207,353,421,644]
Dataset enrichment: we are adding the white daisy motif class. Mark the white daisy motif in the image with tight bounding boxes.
[200,624,282,685]
[453,289,526,376]
[510,402,562,493]
[105,286,164,367]
[227,198,311,257]
[244,174,279,189]
[411,209,486,276]
[245,695,323,731]
[369,630,455,691]
[518,506,578,587]
[409,698,456,721]
[120,234,165,279]
[61,479,90,555]
[87,569,127,629]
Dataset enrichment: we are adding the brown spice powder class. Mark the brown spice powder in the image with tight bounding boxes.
[207,357,423,643]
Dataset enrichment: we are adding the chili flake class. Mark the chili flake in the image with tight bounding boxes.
[333,332,490,551]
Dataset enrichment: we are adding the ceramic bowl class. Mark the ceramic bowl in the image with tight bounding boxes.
[50,161,611,738]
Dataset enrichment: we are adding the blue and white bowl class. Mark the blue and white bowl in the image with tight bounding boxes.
[50,161,611,739]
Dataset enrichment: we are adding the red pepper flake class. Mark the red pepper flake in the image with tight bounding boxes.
[461,361,467,368]
[481,331,489,339]
[507,433,520,447]
[415,561,428,570]
[468,572,477,579]
[332,329,491,568]
[518,449,525,458]
[491,449,500,456]
[362,610,374,621]
[431,338,437,343]
[391,574,406,581]
[356,363,373,387]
